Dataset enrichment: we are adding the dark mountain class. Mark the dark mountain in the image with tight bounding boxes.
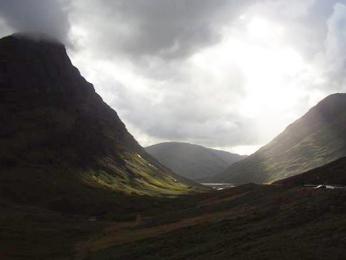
[213,93,346,184]
[0,34,203,213]
[146,142,246,181]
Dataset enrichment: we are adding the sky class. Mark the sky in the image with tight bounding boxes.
[1,0,346,155]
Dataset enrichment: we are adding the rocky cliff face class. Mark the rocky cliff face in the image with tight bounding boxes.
[0,34,202,213]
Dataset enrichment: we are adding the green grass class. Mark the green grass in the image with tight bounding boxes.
[80,153,198,197]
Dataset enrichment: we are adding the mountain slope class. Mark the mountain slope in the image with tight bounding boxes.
[146,142,246,180]
[213,93,346,184]
[276,156,346,187]
[0,34,203,213]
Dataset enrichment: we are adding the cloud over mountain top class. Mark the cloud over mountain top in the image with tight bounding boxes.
[1,0,346,154]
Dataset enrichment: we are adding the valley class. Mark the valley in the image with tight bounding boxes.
[200,183,235,190]
[2,173,346,259]
[1,33,346,260]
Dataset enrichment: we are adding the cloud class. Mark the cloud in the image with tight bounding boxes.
[0,0,71,42]
[70,0,253,59]
[72,51,257,149]
[244,0,341,60]
[2,0,346,154]
[71,0,346,154]
[326,3,346,74]
[67,0,260,150]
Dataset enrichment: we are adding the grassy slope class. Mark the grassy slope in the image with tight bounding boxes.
[81,184,346,259]
[83,153,198,197]
[214,93,346,184]
[2,158,346,259]
[276,156,346,187]
[0,193,204,259]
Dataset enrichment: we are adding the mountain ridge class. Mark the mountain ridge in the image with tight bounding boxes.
[146,142,246,180]
[212,93,346,184]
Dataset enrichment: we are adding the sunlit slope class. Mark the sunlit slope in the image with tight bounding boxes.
[0,34,203,211]
[214,93,346,184]
[146,142,246,180]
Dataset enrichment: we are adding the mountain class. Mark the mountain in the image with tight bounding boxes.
[146,142,246,180]
[213,93,346,184]
[0,34,203,213]
[1,35,345,257]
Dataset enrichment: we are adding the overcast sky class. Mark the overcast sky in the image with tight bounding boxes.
[1,0,346,154]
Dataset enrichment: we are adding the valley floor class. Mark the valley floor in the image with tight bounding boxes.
[1,183,346,259]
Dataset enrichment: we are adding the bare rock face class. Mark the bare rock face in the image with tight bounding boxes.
[0,34,201,213]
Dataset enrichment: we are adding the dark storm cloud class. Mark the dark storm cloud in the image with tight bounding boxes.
[71,0,252,59]
[0,0,71,42]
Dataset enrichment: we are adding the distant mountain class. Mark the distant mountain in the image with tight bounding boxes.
[0,34,203,213]
[213,93,346,184]
[146,142,246,181]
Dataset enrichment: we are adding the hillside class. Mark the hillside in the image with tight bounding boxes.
[276,157,346,187]
[80,180,346,259]
[0,34,204,214]
[146,142,246,180]
[3,160,346,259]
[213,93,346,184]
